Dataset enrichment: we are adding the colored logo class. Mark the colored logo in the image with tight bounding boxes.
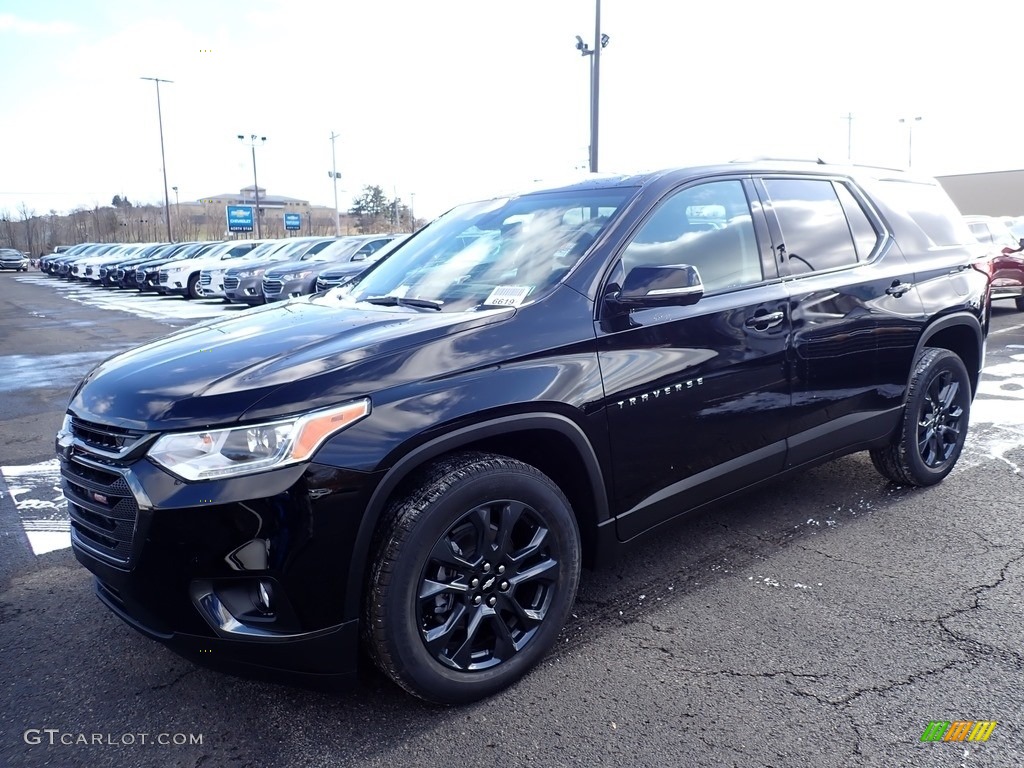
[920,721,997,742]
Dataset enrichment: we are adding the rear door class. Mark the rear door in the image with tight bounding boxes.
[754,176,922,466]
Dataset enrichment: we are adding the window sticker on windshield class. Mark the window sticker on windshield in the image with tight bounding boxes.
[484,286,532,307]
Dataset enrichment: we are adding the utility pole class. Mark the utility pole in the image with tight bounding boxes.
[329,131,341,236]
[575,1,609,173]
[237,134,267,238]
[140,77,174,241]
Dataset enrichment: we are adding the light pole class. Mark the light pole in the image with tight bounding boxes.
[171,186,180,238]
[575,0,608,173]
[237,134,267,238]
[410,192,416,231]
[140,76,173,241]
[899,116,922,168]
[328,132,341,236]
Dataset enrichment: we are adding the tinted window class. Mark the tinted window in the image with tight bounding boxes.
[834,183,880,261]
[872,180,973,247]
[763,178,858,274]
[621,180,762,293]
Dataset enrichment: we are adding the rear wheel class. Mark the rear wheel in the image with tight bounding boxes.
[1014,296,1024,311]
[365,452,581,705]
[870,348,971,486]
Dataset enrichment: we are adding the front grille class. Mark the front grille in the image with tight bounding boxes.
[62,457,139,565]
[85,266,94,276]
[317,276,342,290]
[157,269,168,284]
[71,417,147,454]
[114,268,125,281]
[200,272,212,286]
[223,276,240,291]
[98,267,108,278]
[62,417,151,566]
[262,278,283,295]
[135,269,146,282]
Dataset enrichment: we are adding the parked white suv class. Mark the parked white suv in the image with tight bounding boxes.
[159,240,268,299]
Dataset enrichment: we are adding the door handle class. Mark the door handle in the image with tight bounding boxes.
[885,281,913,297]
[745,311,784,329]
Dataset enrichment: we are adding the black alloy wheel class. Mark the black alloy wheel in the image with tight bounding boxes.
[870,347,971,486]
[418,499,560,672]
[366,452,581,705]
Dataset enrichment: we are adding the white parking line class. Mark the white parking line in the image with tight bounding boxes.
[1,459,69,556]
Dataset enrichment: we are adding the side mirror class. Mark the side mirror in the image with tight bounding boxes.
[612,264,704,309]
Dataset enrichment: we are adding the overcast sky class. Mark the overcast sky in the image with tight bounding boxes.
[2,0,1023,222]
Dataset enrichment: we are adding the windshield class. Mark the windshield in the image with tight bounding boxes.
[340,188,632,311]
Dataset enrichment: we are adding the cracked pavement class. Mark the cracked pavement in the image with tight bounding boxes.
[1,278,1022,767]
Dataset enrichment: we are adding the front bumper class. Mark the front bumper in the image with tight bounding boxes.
[59,425,381,686]
[224,275,265,305]
[264,277,317,303]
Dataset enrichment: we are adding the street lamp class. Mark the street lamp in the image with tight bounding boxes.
[237,134,267,238]
[171,186,180,239]
[328,132,341,236]
[898,116,922,168]
[574,0,609,173]
[140,77,174,241]
[410,192,416,231]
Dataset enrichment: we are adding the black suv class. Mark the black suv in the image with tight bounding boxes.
[59,161,989,705]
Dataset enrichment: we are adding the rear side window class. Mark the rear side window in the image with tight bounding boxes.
[834,183,880,261]
[872,179,973,247]
[762,178,859,274]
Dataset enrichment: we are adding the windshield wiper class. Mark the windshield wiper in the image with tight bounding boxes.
[364,295,444,311]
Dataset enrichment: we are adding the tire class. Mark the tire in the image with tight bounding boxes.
[1014,296,1024,311]
[870,348,971,486]
[186,273,201,300]
[365,451,581,705]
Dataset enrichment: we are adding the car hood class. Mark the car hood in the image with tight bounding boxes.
[69,298,514,431]
[263,258,332,278]
[224,253,296,274]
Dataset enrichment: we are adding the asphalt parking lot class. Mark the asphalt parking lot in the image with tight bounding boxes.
[1,272,1022,768]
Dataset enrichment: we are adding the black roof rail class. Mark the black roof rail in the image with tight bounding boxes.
[729,156,829,165]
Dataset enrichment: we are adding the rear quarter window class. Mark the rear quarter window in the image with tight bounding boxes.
[870,179,973,247]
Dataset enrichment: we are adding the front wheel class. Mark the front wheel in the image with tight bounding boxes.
[1014,296,1024,311]
[365,452,581,705]
[870,348,972,486]
[186,273,201,300]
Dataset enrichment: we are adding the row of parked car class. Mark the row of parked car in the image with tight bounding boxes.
[37,233,409,304]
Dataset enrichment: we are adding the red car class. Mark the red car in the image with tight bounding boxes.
[964,214,1024,311]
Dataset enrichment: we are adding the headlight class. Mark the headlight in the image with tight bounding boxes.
[236,269,260,278]
[281,270,313,281]
[147,399,371,481]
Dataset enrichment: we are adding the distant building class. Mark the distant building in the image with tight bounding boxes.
[936,170,1024,217]
[177,186,351,238]
[196,185,312,212]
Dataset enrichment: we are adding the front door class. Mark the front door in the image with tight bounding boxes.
[596,178,791,541]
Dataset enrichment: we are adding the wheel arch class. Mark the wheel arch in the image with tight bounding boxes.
[344,413,611,619]
[913,312,984,397]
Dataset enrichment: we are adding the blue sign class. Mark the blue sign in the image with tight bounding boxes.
[226,205,254,233]
[284,213,301,231]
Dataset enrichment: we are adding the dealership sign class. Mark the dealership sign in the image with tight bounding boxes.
[284,213,301,231]
[226,206,254,233]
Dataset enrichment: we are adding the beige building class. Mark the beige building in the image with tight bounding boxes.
[936,170,1024,217]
